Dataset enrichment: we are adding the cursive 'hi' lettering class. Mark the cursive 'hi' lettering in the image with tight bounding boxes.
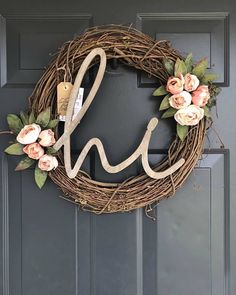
[53,48,185,179]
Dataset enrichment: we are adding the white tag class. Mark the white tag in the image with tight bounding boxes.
[59,88,84,121]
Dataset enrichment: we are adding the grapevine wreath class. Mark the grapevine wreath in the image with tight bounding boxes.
[3,25,220,215]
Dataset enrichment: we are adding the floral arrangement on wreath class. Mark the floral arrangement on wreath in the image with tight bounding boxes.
[153,53,220,141]
[3,52,220,189]
[4,108,59,188]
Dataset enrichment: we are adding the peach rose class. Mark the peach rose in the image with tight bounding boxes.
[174,105,204,126]
[192,85,210,107]
[16,123,41,144]
[39,129,56,147]
[169,91,192,109]
[184,73,199,92]
[38,155,58,171]
[166,74,184,95]
[23,142,44,160]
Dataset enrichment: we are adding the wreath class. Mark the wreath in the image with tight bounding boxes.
[2,25,220,215]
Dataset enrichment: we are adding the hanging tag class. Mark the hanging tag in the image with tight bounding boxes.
[57,82,84,121]
[57,82,73,118]
[72,88,84,121]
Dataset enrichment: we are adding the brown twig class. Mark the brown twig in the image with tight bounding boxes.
[0,130,14,135]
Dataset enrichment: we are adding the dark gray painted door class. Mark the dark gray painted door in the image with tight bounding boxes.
[0,1,234,295]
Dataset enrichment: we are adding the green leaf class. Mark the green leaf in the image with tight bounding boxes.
[15,157,35,171]
[192,58,208,78]
[153,85,168,96]
[207,97,216,108]
[5,143,24,155]
[20,111,29,125]
[177,124,189,141]
[161,107,177,119]
[185,53,193,73]
[201,73,218,84]
[7,114,23,134]
[36,107,51,128]
[159,94,170,111]
[46,147,58,155]
[174,58,187,76]
[47,119,59,129]
[34,166,48,189]
[203,106,211,118]
[163,59,174,75]
[28,111,36,124]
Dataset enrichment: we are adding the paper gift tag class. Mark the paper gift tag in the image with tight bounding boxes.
[57,82,73,116]
[57,82,84,121]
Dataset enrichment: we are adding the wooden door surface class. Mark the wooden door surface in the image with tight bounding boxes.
[0,1,234,294]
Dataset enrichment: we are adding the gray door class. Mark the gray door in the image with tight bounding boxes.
[0,1,234,295]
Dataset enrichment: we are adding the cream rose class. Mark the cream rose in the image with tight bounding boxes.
[184,73,199,92]
[16,123,41,144]
[174,105,204,126]
[166,74,184,95]
[169,91,192,109]
[192,85,210,107]
[39,129,56,147]
[38,155,58,171]
[23,142,44,160]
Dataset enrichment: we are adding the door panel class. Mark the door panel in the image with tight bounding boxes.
[137,12,229,86]
[0,15,92,87]
[1,151,229,295]
[0,1,234,295]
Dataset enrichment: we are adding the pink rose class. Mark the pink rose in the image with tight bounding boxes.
[184,73,199,92]
[23,142,44,160]
[16,123,41,144]
[169,91,192,109]
[174,105,204,126]
[38,155,58,171]
[192,85,210,107]
[166,74,184,95]
[39,129,56,147]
